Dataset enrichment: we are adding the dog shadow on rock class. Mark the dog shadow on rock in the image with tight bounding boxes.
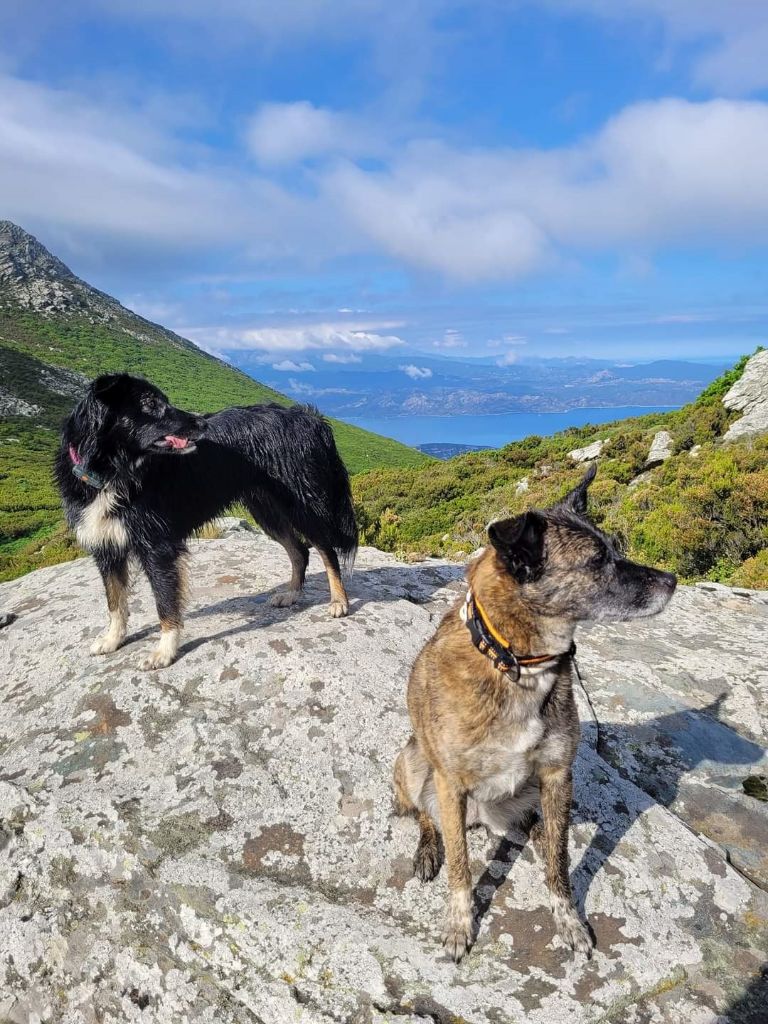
[177,563,464,658]
[721,964,768,1024]
[471,693,767,948]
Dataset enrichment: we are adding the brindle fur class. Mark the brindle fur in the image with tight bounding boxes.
[394,464,676,961]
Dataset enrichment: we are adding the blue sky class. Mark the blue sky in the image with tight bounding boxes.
[2,0,768,366]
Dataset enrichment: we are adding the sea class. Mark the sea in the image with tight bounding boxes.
[346,407,673,450]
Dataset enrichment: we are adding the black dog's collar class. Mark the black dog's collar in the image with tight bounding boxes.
[461,588,576,683]
[69,445,106,490]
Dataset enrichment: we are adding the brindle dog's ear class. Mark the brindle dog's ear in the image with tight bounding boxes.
[559,462,597,516]
[488,511,547,583]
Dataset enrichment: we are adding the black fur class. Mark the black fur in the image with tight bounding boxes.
[55,373,358,667]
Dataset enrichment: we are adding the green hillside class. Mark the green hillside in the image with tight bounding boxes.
[0,309,427,582]
[353,351,768,589]
[0,311,427,470]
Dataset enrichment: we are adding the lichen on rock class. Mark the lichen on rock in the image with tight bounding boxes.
[0,533,767,1022]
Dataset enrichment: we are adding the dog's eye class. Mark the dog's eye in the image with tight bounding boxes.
[141,397,165,417]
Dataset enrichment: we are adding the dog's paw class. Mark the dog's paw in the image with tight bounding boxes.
[140,649,175,671]
[441,892,473,962]
[90,633,124,656]
[329,599,349,618]
[551,896,594,958]
[413,836,443,882]
[441,918,473,963]
[268,589,301,609]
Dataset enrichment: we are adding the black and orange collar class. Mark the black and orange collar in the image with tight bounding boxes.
[460,588,575,683]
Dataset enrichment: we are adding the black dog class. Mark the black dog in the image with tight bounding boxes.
[55,373,358,669]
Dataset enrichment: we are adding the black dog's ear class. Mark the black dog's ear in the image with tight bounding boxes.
[559,462,597,516]
[91,374,130,403]
[69,374,130,455]
[488,511,547,583]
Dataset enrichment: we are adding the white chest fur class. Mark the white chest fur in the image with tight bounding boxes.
[467,668,561,802]
[75,489,129,551]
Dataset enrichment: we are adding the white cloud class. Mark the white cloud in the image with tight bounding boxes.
[433,329,467,349]
[327,152,550,281]
[400,364,433,379]
[182,321,406,353]
[0,72,341,272]
[5,61,768,292]
[326,98,768,280]
[271,359,315,371]
[246,101,376,165]
[496,352,520,366]
[323,352,362,363]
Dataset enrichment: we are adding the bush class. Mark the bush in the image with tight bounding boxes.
[730,549,768,589]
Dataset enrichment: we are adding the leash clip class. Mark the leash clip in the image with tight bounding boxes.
[69,443,106,490]
[71,462,106,490]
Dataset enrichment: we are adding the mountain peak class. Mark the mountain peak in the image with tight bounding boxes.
[0,220,96,315]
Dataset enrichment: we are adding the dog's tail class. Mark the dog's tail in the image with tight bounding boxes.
[318,416,358,574]
[291,408,357,573]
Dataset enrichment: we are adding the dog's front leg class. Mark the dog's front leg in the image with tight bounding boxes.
[539,766,593,957]
[434,770,472,961]
[91,548,129,655]
[138,545,188,670]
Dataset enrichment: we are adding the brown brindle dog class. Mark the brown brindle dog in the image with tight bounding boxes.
[394,464,676,961]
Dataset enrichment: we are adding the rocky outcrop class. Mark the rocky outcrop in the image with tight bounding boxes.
[568,439,606,462]
[0,221,198,352]
[0,220,114,318]
[723,348,768,441]
[0,346,88,425]
[0,388,41,417]
[645,429,673,466]
[1,533,767,1023]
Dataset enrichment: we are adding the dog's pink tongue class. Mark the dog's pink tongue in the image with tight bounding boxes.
[165,435,188,449]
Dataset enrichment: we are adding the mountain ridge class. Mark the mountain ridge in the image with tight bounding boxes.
[249,348,728,419]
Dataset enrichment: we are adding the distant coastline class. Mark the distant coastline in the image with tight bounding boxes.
[348,406,674,450]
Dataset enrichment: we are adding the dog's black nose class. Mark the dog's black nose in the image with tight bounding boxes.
[659,570,677,591]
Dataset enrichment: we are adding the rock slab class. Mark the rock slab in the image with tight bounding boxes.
[723,348,768,441]
[645,430,673,466]
[1,534,767,1024]
[568,439,606,462]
